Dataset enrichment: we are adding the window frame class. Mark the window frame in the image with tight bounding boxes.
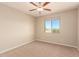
[44,17,61,33]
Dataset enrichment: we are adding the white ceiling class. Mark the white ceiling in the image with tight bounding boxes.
[1,2,79,17]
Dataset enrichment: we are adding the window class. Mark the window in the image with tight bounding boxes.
[52,19,60,33]
[44,18,60,33]
[44,19,51,33]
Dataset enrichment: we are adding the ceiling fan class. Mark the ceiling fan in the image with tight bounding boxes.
[29,2,51,12]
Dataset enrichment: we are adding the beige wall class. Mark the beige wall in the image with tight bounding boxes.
[0,4,35,53]
[35,9,77,48]
[78,7,79,50]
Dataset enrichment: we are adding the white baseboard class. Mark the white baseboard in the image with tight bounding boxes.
[36,39,77,49]
[0,39,77,54]
[0,40,34,54]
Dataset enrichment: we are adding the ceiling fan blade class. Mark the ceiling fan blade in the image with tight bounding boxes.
[29,9,36,11]
[44,8,51,11]
[43,2,50,7]
[30,2,38,7]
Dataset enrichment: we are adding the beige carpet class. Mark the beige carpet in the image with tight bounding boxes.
[0,41,79,57]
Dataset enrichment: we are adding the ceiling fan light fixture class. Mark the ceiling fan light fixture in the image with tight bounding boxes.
[37,8,43,11]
